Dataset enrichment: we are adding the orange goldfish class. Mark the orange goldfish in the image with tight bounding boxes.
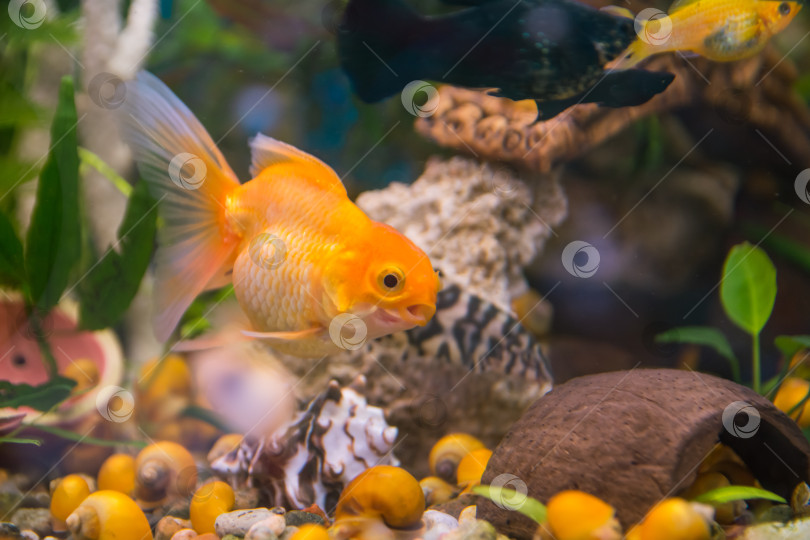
[606,0,801,70]
[120,72,440,357]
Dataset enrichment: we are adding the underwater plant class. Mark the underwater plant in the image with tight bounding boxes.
[0,77,156,446]
[656,241,810,396]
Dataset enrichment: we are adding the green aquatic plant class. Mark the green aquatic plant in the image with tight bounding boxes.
[693,486,786,505]
[657,242,809,395]
[472,485,548,524]
[0,76,156,442]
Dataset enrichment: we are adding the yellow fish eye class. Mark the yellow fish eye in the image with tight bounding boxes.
[779,2,791,15]
[378,267,405,293]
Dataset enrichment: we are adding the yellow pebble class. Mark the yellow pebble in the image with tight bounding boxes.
[190,481,235,534]
[97,454,136,495]
[51,474,92,524]
[290,524,330,540]
[774,378,810,427]
[640,498,710,540]
[456,448,493,490]
[546,490,621,540]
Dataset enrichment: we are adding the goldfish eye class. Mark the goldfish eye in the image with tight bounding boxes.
[378,268,405,293]
[779,2,790,15]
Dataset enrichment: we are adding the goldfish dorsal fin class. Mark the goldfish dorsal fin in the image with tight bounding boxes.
[119,71,242,342]
[668,0,699,14]
[249,133,346,195]
[600,6,635,19]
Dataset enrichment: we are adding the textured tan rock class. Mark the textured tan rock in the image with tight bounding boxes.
[478,369,810,538]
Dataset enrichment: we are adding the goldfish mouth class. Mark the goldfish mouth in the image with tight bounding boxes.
[400,304,435,326]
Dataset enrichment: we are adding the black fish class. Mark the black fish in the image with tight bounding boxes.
[337,0,675,119]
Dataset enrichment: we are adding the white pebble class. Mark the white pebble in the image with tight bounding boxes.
[170,529,198,540]
[422,510,459,540]
[458,505,477,525]
[245,515,286,540]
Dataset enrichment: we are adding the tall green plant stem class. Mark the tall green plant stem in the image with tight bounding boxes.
[753,333,761,394]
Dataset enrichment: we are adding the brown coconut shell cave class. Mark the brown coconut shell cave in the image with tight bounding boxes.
[478,368,810,538]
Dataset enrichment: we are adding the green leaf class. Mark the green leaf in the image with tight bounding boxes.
[656,326,740,382]
[78,181,158,330]
[0,210,25,287]
[472,485,547,524]
[28,424,147,448]
[0,437,42,446]
[24,76,81,312]
[78,147,132,197]
[180,405,232,432]
[693,486,786,505]
[775,336,810,360]
[0,376,77,410]
[720,242,776,336]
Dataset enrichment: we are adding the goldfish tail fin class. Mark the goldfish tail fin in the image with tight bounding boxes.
[337,0,424,102]
[119,71,242,342]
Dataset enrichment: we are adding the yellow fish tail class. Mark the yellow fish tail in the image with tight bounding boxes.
[120,72,242,341]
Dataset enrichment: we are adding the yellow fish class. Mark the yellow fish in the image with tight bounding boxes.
[120,72,440,357]
[606,0,801,69]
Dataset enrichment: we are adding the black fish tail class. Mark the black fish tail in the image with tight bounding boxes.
[337,0,425,103]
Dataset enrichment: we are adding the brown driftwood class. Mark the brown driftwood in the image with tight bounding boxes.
[415,48,810,172]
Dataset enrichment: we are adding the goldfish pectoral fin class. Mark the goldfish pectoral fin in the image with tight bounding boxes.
[119,71,242,342]
[242,326,324,342]
[600,5,635,19]
[170,332,252,352]
[249,133,346,195]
